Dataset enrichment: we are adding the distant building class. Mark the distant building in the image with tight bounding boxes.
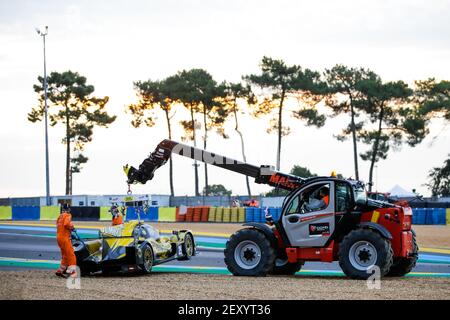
[0,194,170,207]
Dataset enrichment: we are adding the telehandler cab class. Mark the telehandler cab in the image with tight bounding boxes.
[124,139,417,279]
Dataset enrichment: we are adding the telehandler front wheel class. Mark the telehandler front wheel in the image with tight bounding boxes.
[339,228,393,280]
[224,228,275,276]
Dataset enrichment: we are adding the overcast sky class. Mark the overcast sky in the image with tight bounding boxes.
[0,0,449,198]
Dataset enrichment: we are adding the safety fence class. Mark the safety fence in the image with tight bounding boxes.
[0,206,448,225]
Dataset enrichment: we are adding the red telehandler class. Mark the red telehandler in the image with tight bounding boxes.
[124,139,418,279]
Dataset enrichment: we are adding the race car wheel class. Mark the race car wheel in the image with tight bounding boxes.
[339,228,393,280]
[386,232,418,277]
[224,228,275,276]
[140,244,154,274]
[178,233,195,261]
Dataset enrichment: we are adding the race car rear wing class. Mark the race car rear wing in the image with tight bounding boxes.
[124,139,305,192]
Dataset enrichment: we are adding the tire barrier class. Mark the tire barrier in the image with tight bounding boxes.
[186,207,194,222]
[412,208,426,225]
[193,207,201,222]
[259,208,266,222]
[208,207,216,222]
[268,207,278,221]
[245,207,254,222]
[277,207,282,220]
[222,207,231,223]
[432,208,446,225]
[201,207,209,222]
[412,208,447,225]
[176,207,185,222]
[426,208,434,225]
[238,208,245,222]
[0,205,448,225]
[215,207,223,222]
[230,207,238,223]
[253,208,265,222]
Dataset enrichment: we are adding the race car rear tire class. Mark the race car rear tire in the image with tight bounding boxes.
[139,244,154,274]
[224,228,275,277]
[178,233,195,261]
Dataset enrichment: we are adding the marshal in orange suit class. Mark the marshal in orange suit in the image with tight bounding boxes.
[55,204,77,278]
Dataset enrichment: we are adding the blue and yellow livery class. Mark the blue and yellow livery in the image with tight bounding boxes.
[72,220,195,275]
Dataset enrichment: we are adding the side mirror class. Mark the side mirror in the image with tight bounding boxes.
[355,198,367,207]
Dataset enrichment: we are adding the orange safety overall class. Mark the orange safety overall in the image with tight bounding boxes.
[250,200,259,207]
[323,195,329,206]
[56,212,76,275]
[112,213,123,226]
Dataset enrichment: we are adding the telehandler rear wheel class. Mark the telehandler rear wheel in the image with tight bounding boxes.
[386,232,418,277]
[339,228,393,279]
[224,228,275,276]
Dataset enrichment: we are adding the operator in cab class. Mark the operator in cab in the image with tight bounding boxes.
[302,186,330,212]
[319,187,329,207]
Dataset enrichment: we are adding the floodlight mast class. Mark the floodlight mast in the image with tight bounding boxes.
[36,25,51,205]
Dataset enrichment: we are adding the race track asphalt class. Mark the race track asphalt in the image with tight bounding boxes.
[0,223,449,277]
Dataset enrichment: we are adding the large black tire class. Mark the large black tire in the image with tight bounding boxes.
[271,260,304,275]
[139,244,154,274]
[386,232,418,277]
[177,233,195,261]
[224,228,275,277]
[339,228,393,280]
[270,251,304,275]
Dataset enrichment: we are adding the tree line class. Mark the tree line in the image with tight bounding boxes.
[28,57,450,197]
